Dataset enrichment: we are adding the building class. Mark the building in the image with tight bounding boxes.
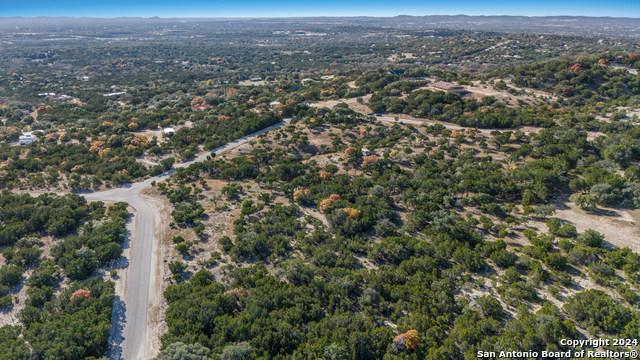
[19,132,38,145]
[103,92,125,97]
[431,81,466,93]
[192,104,212,111]
[362,148,371,156]
[250,77,262,82]
[269,101,281,108]
[163,127,175,136]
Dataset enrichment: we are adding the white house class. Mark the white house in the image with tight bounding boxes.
[269,101,281,108]
[163,127,175,136]
[19,132,38,145]
[362,148,371,156]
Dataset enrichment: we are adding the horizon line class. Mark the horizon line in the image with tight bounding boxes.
[2,14,640,20]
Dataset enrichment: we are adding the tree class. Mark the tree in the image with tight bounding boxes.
[324,343,348,360]
[477,295,504,319]
[155,342,210,360]
[564,289,633,334]
[161,157,176,172]
[590,183,622,206]
[491,250,517,268]
[175,243,191,256]
[570,193,598,210]
[219,342,253,360]
[0,265,23,286]
[545,253,567,270]
[578,229,605,248]
[226,87,238,98]
[533,205,556,219]
[602,145,633,166]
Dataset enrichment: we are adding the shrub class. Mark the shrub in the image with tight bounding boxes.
[168,261,187,276]
[0,295,12,309]
[545,253,568,270]
[175,243,191,256]
[564,289,632,334]
[0,265,23,287]
[219,236,233,253]
[172,236,186,244]
[155,342,211,360]
[490,250,517,268]
[578,229,605,248]
[477,295,504,319]
[556,224,578,238]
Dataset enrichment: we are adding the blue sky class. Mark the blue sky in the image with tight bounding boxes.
[1,0,640,18]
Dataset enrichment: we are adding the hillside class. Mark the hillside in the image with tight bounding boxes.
[149,104,640,358]
[2,24,640,360]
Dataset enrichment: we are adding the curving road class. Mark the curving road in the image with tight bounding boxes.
[85,119,289,360]
[87,92,599,359]
[321,94,527,134]
[93,100,507,360]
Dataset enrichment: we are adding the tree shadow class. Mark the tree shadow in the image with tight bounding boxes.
[107,295,127,360]
[585,208,619,217]
[0,302,15,314]
[112,255,130,271]
[552,200,571,211]
[121,214,134,250]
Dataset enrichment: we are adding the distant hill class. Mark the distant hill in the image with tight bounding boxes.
[0,15,639,37]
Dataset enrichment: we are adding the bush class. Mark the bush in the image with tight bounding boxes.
[490,250,517,268]
[219,342,254,360]
[564,289,633,334]
[168,261,187,276]
[501,266,522,284]
[0,265,23,287]
[172,236,186,244]
[546,218,561,234]
[477,295,504,319]
[155,341,210,360]
[590,183,622,206]
[558,239,574,253]
[578,229,605,248]
[219,236,233,253]
[160,157,176,172]
[0,295,12,309]
[589,262,616,285]
[175,243,191,256]
[545,253,568,270]
[26,286,53,307]
[556,224,578,238]
[453,247,486,271]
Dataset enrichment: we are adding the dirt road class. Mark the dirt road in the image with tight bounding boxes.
[82,119,289,360]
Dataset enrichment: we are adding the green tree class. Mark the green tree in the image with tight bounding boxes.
[155,342,210,360]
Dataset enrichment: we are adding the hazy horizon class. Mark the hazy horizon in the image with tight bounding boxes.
[3,14,640,19]
[2,0,640,18]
